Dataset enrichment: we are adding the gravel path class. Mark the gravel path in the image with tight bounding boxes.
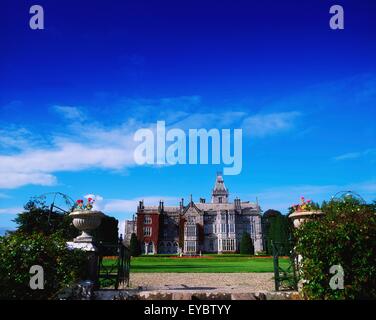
[129,273,275,292]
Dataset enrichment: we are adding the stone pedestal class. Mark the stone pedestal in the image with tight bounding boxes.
[66,241,99,287]
[67,210,105,290]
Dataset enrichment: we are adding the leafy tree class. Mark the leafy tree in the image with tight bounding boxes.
[263,210,291,255]
[94,216,119,244]
[240,232,254,255]
[295,198,376,299]
[129,233,141,257]
[0,232,86,300]
[13,200,77,240]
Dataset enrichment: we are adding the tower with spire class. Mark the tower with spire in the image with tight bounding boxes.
[211,172,229,204]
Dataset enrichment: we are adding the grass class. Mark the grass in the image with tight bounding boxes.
[103,254,289,273]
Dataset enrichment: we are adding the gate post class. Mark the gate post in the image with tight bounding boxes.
[271,241,280,291]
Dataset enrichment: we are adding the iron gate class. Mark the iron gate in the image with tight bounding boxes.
[271,241,298,291]
[97,237,130,289]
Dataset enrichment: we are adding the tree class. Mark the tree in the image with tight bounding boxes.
[94,216,118,244]
[13,200,78,240]
[240,232,254,255]
[295,198,376,299]
[129,233,141,256]
[263,210,291,255]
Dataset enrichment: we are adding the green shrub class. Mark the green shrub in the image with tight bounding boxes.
[240,232,254,255]
[0,232,87,300]
[295,199,376,299]
[130,233,141,257]
[263,210,292,255]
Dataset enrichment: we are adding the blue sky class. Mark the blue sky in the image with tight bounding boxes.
[1,0,375,232]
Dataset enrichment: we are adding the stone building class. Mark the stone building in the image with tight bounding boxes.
[125,173,264,254]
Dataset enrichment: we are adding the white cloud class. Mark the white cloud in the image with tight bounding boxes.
[53,105,86,120]
[0,207,23,214]
[333,148,376,161]
[242,111,301,137]
[0,96,304,189]
[0,125,139,189]
[0,172,57,189]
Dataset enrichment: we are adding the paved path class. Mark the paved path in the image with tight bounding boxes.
[129,273,275,292]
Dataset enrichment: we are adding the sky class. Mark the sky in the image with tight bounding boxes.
[0,0,375,233]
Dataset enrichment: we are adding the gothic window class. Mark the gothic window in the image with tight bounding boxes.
[219,197,222,203]
[144,215,152,225]
[185,241,196,252]
[143,227,152,236]
[186,225,196,237]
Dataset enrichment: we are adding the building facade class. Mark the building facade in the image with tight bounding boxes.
[125,173,264,254]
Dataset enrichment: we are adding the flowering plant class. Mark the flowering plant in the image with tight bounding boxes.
[74,198,95,211]
[289,196,320,214]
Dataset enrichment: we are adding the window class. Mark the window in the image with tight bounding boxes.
[229,224,235,233]
[218,197,222,203]
[188,216,196,223]
[185,241,196,252]
[186,225,196,237]
[222,239,235,251]
[144,215,152,225]
[221,223,227,233]
[143,227,151,236]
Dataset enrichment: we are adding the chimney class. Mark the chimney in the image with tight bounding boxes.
[235,197,241,210]
[138,200,144,211]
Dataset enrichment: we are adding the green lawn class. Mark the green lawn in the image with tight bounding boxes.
[103,255,289,273]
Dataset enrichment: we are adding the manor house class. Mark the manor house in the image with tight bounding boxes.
[124,173,264,254]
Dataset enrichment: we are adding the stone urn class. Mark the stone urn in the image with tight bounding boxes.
[288,210,324,228]
[69,210,105,243]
